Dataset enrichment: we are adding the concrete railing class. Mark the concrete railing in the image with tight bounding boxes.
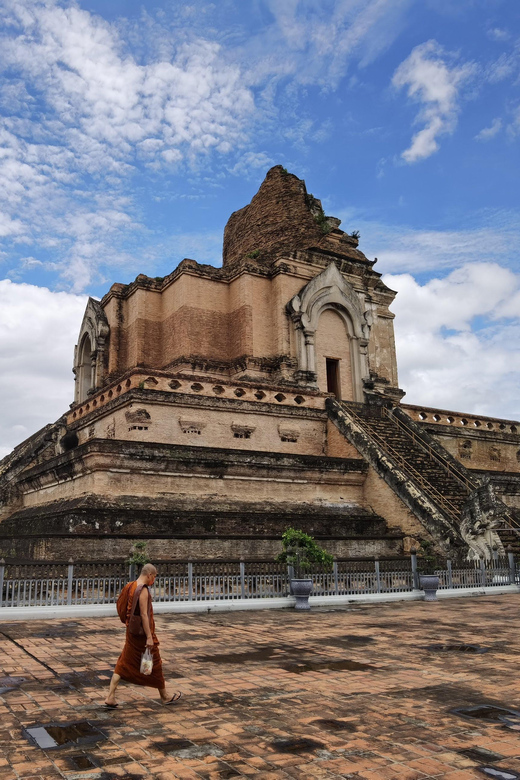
[0,554,518,609]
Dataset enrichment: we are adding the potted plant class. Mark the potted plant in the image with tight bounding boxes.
[126,540,150,580]
[276,528,334,610]
[418,540,441,601]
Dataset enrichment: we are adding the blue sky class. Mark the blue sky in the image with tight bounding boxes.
[0,0,519,456]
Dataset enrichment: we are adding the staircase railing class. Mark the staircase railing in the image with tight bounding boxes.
[383,407,520,537]
[338,402,464,523]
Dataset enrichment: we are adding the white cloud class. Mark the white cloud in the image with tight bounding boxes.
[486,51,518,83]
[384,263,520,420]
[475,117,502,141]
[241,0,413,89]
[0,279,86,459]
[0,0,255,289]
[392,40,475,162]
[487,28,511,43]
[230,151,275,177]
[338,208,520,274]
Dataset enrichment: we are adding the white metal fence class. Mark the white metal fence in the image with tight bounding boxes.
[0,554,518,609]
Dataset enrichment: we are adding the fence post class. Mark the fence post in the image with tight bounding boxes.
[287,565,294,595]
[492,547,499,564]
[410,549,419,590]
[508,547,516,585]
[374,558,381,594]
[188,561,193,601]
[67,558,74,605]
[240,560,246,600]
[446,558,453,589]
[128,563,135,582]
[333,560,339,596]
[0,559,4,609]
[479,556,486,588]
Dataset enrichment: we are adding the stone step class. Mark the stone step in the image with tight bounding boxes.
[342,404,470,516]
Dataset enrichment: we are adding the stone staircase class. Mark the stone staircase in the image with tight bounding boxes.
[327,399,520,557]
[492,515,520,556]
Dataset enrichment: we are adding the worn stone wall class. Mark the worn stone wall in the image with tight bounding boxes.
[17,443,367,512]
[326,419,362,459]
[0,535,405,563]
[362,465,431,541]
[402,405,520,474]
[71,390,328,457]
[0,438,407,561]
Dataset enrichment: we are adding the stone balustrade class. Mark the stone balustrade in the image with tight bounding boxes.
[68,371,325,424]
[402,404,518,434]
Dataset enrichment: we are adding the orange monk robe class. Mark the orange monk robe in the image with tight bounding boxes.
[114,581,166,689]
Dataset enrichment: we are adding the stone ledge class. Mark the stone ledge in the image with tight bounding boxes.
[17,438,367,483]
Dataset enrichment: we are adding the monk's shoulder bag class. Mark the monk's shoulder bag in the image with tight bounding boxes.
[128,584,151,636]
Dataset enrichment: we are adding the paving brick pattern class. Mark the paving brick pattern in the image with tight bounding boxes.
[1,596,520,779]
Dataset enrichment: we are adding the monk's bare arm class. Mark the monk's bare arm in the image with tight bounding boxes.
[139,587,153,646]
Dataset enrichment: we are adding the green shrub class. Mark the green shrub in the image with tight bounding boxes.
[313,210,331,235]
[276,528,333,578]
[417,540,442,575]
[126,540,150,568]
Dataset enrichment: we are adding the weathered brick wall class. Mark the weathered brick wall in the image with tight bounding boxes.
[427,428,520,473]
[326,419,362,459]
[222,166,367,266]
[75,396,329,457]
[0,439,407,561]
[1,534,405,562]
[362,465,428,540]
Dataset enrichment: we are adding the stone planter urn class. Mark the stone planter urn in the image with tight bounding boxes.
[291,578,313,610]
[419,574,440,602]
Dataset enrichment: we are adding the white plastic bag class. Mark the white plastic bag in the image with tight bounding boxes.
[140,647,153,675]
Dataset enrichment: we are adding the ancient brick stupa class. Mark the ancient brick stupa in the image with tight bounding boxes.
[1,167,519,561]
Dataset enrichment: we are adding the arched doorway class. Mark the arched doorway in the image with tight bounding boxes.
[73,298,110,405]
[77,334,93,402]
[315,308,354,400]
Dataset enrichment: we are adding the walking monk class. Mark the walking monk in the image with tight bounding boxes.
[105,563,181,707]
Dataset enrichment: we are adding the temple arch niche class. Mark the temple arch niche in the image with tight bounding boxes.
[77,334,93,402]
[287,262,370,402]
[73,297,110,404]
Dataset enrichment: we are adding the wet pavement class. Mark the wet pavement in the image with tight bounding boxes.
[1,595,520,779]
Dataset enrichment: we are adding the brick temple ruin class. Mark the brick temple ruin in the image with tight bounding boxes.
[1,166,519,561]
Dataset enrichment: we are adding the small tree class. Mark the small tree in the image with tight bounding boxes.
[276,528,334,578]
[417,540,442,575]
[126,540,150,569]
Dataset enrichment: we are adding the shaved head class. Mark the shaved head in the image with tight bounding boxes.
[141,563,157,577]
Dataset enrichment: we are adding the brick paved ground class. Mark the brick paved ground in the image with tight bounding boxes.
[1,595,520,779]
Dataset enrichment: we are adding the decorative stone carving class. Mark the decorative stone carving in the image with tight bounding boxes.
[125,408,151,424]
[231,423,256,439]
[278,425,300,443]
[489,446,501,462]
[179,418,206,435]
[459,440,473,460]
